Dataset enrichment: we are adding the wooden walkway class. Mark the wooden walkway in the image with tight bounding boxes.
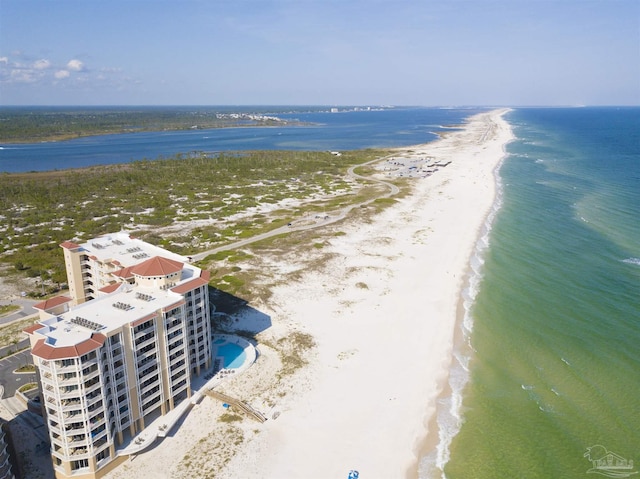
[205,389,267,423]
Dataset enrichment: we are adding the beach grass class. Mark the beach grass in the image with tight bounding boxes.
[0,148,390,296]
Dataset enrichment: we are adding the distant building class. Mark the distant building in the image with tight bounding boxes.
[24,233,213,479]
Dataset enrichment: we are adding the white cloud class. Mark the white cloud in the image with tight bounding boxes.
[67,59,84,71]
[33,59,51,70]
[1,51,142,99]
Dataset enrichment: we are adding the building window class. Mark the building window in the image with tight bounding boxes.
[71,459,89,471]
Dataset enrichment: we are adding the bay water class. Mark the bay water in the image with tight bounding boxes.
[0,106,481,172]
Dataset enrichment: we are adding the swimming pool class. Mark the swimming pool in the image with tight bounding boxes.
[216,343,246,369]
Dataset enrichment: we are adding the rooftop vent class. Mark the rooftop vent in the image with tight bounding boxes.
[70,316,104,331]
[135,292,153,301]
[112,302,133,311]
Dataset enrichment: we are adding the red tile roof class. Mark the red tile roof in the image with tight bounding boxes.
[131,313,158,328]
[131,256,183,277]
[31,333,106,360]
[33,296,72,311]
[170,270,210,294]
[60,241,81,250]
[23,323,43,335]
[162,300,186,313]
[99,283,122,294]
[112,266,135,279]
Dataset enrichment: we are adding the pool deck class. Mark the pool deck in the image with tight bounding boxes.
[116,334,257,457]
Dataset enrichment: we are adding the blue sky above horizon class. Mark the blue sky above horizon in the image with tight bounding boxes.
[1,0,638,106]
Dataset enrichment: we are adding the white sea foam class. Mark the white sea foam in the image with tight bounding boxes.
[622,257,640,266]
[419,155,508,479]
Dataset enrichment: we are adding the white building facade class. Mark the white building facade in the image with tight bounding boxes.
[25,233,212,479]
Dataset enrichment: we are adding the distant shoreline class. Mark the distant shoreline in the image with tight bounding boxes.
[0,120,309,145]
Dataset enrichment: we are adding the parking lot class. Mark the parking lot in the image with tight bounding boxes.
[0,348,35,399]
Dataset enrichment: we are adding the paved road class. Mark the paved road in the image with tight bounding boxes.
[0,349,35,399]
[191,154,398,261]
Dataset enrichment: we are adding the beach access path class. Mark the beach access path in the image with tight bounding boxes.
[190,156,399,262]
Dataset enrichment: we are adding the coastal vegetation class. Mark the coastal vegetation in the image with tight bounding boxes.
[0,148,390,298]
[0,317,34,347]
[0,304,20,317]
[0,107,305,143]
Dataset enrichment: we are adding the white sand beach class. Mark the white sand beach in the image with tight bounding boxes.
[99,109,513,479]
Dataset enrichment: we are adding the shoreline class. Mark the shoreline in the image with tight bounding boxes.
[98,108,514,479]
[414,133,513,479]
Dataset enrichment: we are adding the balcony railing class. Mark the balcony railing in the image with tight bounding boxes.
[139,379,160,397]
[86,391,102,406]
[135,336,157,351]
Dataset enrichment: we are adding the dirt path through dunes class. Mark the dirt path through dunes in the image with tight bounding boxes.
[191,154,397,261]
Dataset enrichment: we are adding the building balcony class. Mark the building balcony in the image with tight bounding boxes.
[58,385,81,398]
[48,422,62,436]
[63,410,83,421]
[135,337,157,352]
[79,356,99,368]
[90,427,107,441]
[167,334,185,349]
[57,374,80,385]
[141,394,161,411]
[66,434,88,446]
[86,391,102,406]
[83,381,101,395]
[166,322,183,336]
[171,380,189,396]
[133,325,156,340]
[136,355,157,370]
[87,402,104,417]
[69,447,89,458]
[54,362,80,373]
[81,365,99,379]
[61,398,83,411]
[51,448,67,462]
[64,423,86,433]
[169,355,185,368]
[139,379,160,397]
[89,415,106,430]
[169,361,187,377]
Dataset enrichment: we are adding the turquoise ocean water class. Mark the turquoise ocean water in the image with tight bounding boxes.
[422,108,640,479]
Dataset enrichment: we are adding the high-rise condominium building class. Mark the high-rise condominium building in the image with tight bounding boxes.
[24,233,212,479]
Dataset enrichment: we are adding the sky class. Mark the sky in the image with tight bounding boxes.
[0,0,638,106]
